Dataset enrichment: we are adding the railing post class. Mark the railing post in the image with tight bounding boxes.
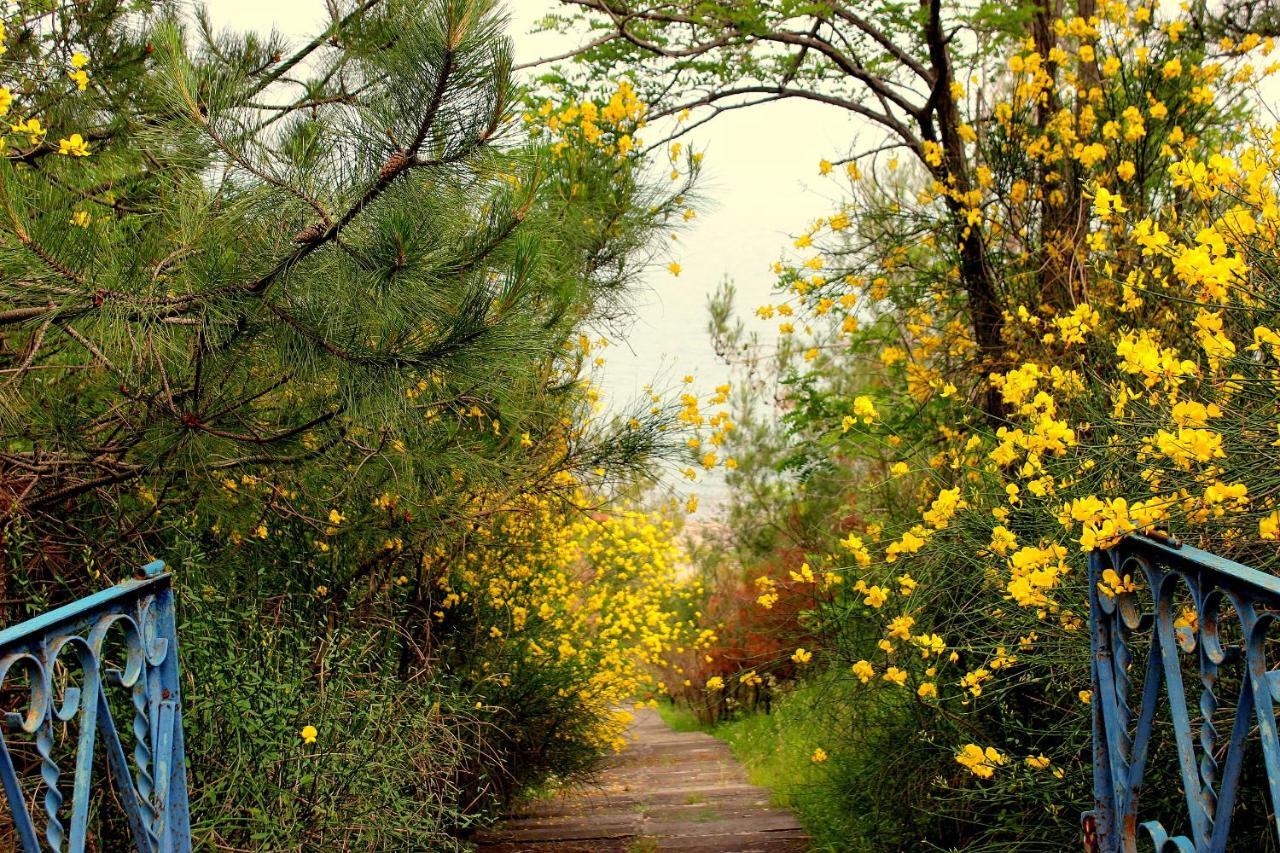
[1085,549,1114,852]
[1087,534,1280,852]
[0,564,193,851]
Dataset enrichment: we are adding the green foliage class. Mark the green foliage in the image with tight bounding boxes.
[2,0,686,578]
[166,495,666,847]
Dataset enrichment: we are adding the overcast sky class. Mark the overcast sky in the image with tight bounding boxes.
[204,0,854,507]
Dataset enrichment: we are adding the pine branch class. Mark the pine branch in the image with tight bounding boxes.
[245,0,386,98]
[244,38,465,296]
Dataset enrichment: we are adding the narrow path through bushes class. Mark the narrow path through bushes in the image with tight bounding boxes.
[475,708,808,852]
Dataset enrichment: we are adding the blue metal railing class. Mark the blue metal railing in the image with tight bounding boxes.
[0,561,191,852]
[1087,534,1280,852]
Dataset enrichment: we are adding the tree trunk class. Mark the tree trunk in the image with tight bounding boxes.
[1034,0,1094,309]
[923,0,1008,421]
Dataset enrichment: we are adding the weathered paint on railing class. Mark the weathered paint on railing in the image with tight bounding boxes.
[1086,534,1280,852]
[0,561,191,852]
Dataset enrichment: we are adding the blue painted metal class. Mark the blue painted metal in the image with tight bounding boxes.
[1086,533,1280,852]
[0,562,191,852]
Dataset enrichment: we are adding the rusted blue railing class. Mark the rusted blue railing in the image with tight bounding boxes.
[0,561,191,852]
[1086,534,1280,852]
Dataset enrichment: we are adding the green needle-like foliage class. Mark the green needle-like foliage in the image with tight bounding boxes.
[0,0,688,580]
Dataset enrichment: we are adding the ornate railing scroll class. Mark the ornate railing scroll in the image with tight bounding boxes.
[0,561,191,852]
[1085,534,1280,853]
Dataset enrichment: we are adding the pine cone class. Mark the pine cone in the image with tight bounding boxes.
[293,223,325,244]
[379,150,411,181]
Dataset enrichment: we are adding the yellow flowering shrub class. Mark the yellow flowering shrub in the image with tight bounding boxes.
[439,492,706,751]
[674,0,1280,844]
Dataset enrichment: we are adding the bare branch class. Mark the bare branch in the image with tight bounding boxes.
[514,30,618,70]
[648,85,921,149]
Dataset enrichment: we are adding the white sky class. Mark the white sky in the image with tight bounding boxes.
[204,0,852,507]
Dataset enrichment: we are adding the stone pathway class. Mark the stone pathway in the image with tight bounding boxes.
[474,708,808,852]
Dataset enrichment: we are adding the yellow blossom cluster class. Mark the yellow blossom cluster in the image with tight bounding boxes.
[526,81,647,160]
[955,744,1007,779]
[439,493,708,751]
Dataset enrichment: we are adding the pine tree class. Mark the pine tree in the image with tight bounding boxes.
[0,0,691,594]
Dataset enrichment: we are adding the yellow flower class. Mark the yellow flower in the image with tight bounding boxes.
[1260,510,1280,540]
[862,585,889,608]
[923,487,967,529]
[853,395,878,424]
[818,159,832,176]
[667,262,682,276]
[887,615,915,640]
[917,682,937,699]
[328,509,345,525]
[955,744,1007,779]
[69,210,91,228]
[883,666,908,686]
[254,524,268,539]
[913,633,947,658]
[1078,690,1092,704]
[300,724,318,744]
[791,647,813,665]
[810,747,828,763]
[705,676,724,691]
[851,659,875,683]
[58,133,90,156]
[1097,568,1139,598]
[959,667,991,698]
[1092,187,1126,220]
[839,532,872,566]
[12,117,45,145]
[1025,754,1052,770]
